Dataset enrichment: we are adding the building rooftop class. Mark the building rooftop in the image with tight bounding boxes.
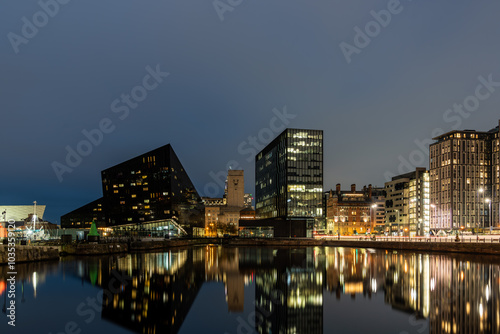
[1,205,46,222]
[432,120,499,141]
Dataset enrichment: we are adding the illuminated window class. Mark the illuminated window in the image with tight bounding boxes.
[288,185,305,192]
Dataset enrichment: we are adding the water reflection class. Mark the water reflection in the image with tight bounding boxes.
[3,247,499,333]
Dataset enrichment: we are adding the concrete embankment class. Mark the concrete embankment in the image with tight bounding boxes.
[0,245,60,265]
[60,243,128,256]
[111,237,500,256]
[129,238,219,251]
[3,238,500,263]
[58,238,216,255]
[224,238,500,255]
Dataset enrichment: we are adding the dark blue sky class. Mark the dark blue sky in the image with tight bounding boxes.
[1,0,499,223]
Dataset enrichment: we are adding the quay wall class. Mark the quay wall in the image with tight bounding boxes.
[0,245,60,265]
[224,238,500,255]
[60,243,128,255]
[3,238,500,264]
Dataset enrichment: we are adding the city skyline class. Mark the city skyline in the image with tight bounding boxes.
[2,1,500,223]
[4,245,499,334]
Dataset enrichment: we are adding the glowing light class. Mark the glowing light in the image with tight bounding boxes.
[33,272,38,298]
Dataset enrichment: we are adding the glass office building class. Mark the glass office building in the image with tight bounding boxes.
[255,129,323,220]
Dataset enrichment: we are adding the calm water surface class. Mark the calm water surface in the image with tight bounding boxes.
[1,246,499,334]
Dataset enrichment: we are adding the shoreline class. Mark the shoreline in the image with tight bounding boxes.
[224,237,500,256]
[2,237,500,265]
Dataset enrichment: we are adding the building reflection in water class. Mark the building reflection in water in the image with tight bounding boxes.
[66,246,500,334]
[429,255,500,334]
[383,252,430,320]
[0,261,57,301]
[244,248,324,334]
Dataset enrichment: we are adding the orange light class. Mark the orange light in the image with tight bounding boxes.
[0,281,5,296]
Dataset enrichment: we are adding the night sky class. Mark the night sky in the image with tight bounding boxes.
[1,0,499,224]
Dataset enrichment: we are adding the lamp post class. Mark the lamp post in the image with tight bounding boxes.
[430,204,436,234]
[370,204,377,233]
[478,187,484,233]
[485,198,492,235]
[33,201,37,231]
[395,209,400,236]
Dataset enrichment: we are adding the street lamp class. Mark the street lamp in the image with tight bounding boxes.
[33,201,37,232]
[370,204,377,220]
[430,204,436,233]
[478,187,484,232]
[395,209,400,236]
[370,204,377,233]
[485,198,492,234]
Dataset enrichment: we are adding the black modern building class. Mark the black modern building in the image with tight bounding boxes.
[61,198,105,228]
[101,144,203,230]
[248,129,323,236]
[61,144,204,232]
